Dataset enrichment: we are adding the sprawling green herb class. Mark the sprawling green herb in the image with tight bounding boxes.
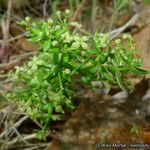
[8,10,149,139]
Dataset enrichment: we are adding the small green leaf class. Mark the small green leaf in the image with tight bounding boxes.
[43,22,49,34]
[48,103,54,114]
[128,50,134,63]
[28,36,42,42]
[43,40,51,51]
[55,28,67,36]
[51,114,62,121]
[115,71,126,91]
[120,55,129,64]
[132,67,150,75]
[90,66,99,74]
[118,66,130,72]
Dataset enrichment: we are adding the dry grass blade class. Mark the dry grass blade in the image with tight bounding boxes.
[0,115,28,139]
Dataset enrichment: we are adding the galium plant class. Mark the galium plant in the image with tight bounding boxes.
[8,10,149,139]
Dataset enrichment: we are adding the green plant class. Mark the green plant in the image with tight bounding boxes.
[131,124,140,136]
[8,10,149,139]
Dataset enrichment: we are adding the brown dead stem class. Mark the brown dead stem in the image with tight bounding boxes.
[0,52,37,71]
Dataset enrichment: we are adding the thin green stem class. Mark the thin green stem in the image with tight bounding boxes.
[70,56,91,76]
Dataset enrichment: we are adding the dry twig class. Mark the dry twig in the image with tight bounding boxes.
[0,0,12,63]
[0,52,37,71]
[0,34,25,44]
[109,10,150,39]
[70,0,87,22]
